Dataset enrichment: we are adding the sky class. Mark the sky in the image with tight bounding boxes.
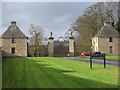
[1,2,98,40]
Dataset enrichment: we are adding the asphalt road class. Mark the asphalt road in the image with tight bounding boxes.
[57,57,119,67]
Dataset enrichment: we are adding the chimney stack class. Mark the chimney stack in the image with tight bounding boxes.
[104,21,115,27]
[104,21,110,26]
[11,21,16,25]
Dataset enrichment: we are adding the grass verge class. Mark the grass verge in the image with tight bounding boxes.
[2,57,119,88]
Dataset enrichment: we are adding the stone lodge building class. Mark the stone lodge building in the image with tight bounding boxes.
[92,22,120,55]
[1,21,28,57]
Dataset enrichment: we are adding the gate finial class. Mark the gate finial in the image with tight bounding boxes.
[50,32,52,37]
[69,32,74,39]
[49,32,54,39]
[70,32,73,37]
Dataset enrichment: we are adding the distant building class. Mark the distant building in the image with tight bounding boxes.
[92,21,120,55]
[1,21,28,57]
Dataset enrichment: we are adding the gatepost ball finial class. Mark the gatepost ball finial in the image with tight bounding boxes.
[50,32,52,37]
[70,32,72,36]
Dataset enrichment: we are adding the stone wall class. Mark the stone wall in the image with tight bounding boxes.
[2,38,27,57]
[92,37,120,55]
[98,37,120,55]
[0,37,2,60]
[0,48,2,61]
[0,38,2,47]
[92,37,99,51]
[69,39,75,56]
[48,39,54,57]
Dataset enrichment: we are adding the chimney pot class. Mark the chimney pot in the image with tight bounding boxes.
[104,21,111,26]
[11,21,16,25]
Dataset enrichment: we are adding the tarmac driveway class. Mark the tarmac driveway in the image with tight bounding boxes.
[57,57,119,67]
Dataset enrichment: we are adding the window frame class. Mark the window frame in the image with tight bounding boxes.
[109,46,113,53]
[11,38,16,43]
[11,47,15,54]
[108,37,112,42]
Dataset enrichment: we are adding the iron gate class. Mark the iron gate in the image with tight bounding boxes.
[54,40,69,57]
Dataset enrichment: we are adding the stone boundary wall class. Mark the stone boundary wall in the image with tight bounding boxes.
[0,48,2,61]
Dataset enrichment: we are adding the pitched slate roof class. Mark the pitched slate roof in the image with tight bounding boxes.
[95,23,120,38]
[2,21,28,38]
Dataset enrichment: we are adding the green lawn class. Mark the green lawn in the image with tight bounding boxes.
[2,57,119,88]
[77,56,120,60]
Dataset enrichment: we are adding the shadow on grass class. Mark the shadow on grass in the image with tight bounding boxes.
[33,62,117,88]
[2,57,118,88]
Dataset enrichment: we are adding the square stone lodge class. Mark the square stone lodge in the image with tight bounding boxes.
[92,22,120,55]
[1,21,28,57]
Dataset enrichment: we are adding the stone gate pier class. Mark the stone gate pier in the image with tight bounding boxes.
[69,32,75,57]
[48,32,75,57]
[48,32,54,57]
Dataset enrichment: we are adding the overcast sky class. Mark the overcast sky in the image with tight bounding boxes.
[1,2,97,40]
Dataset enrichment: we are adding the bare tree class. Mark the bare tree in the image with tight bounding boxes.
[28,24,44,57]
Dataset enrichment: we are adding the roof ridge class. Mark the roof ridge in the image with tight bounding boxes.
[2,22,27,38]
[95,24,120,37]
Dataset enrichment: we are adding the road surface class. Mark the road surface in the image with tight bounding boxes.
[57,57,119,67]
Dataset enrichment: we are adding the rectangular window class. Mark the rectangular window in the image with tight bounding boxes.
[11,38,15,43]
[109,46,113,53]
[11,47,15,54]
[108,37,112,42]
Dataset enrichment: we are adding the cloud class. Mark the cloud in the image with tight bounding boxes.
[1,2,96,39]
